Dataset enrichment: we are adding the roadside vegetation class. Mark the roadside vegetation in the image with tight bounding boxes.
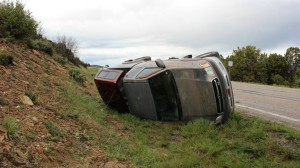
[223,46,300,87]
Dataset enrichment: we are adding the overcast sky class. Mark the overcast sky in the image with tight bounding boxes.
[22,0,300,66]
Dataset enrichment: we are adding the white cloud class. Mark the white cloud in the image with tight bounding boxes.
[22,0,300,65]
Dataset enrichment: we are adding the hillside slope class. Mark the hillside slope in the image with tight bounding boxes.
[0,40,130,167]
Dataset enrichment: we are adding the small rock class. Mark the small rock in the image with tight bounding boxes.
[32,117,38,122]
[22,80,30,85]
[19,95,34,106]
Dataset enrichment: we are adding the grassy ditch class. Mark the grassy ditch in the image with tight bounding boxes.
[60,71,300,167]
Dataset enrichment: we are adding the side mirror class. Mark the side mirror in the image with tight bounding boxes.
[155,59,165,68]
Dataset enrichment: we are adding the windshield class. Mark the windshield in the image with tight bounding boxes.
[149,71,180,121]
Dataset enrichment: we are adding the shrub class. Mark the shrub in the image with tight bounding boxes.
[69,68,86,85]
[0,1,38,40]
[54,35,88,67]
[44,120,63,138]
[0,52,13,65]
[25,91,38,104]
[272,74,285,85]
[295,79,300,88]
[54,55,67,65]
[0,96,8,106]
[2,116,19,140]
[28,39,53,55]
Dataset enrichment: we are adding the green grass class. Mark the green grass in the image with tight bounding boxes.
[2,116,19,140]
[58,80,106,124]
[44,120,64,140]
[59,68,300,168]
[69,68,86,85]
[85,67,100,80]
[0,52,13,65]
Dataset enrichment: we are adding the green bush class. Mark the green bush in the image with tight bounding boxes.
[0,52,13,65]
[25,91,38,104]
[272,74,285,85]
[28,39,53,55]
[44,120,63,138]
[54,55,67,65]
[0,1,38,40]
[0,96,8,106]
[69,68,86,85]
[2,116,19,140]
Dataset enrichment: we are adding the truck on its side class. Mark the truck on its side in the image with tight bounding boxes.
[94,52,234,123]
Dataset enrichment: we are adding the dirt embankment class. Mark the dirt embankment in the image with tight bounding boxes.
[0,40,130,167]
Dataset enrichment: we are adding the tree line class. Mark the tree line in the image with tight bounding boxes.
[223,46,300,87]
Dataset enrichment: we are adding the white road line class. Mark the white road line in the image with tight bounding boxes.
[236,104,300,123]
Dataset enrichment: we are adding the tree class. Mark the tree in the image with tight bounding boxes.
[284,47,300,84]
[57,35,78,54]
[55,35,88,67]
[227,46,262,82]
[266,53,288,84]
[256,53,268,84]
[0,1,38,40]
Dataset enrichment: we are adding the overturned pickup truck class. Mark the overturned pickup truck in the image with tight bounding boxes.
[94,52,234,123]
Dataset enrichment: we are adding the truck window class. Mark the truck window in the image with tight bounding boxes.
[98,70,119,80]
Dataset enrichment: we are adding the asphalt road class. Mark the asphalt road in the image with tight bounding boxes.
[232,81,300,129]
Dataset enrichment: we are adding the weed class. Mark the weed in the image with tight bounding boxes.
[2,116,19,140]
[43,145,53,154]
[41,77,50,86]
[60,109,80,119]
[58,83,105,124]
[0,52,13,65]
[0,96,8,106]
[25,91,38,104]
[54,55,67,65]
[44,120,63,139]
[25,130,35,140]
[41,62,50,73]
[69,68,86,85]
[86,67,100,80]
